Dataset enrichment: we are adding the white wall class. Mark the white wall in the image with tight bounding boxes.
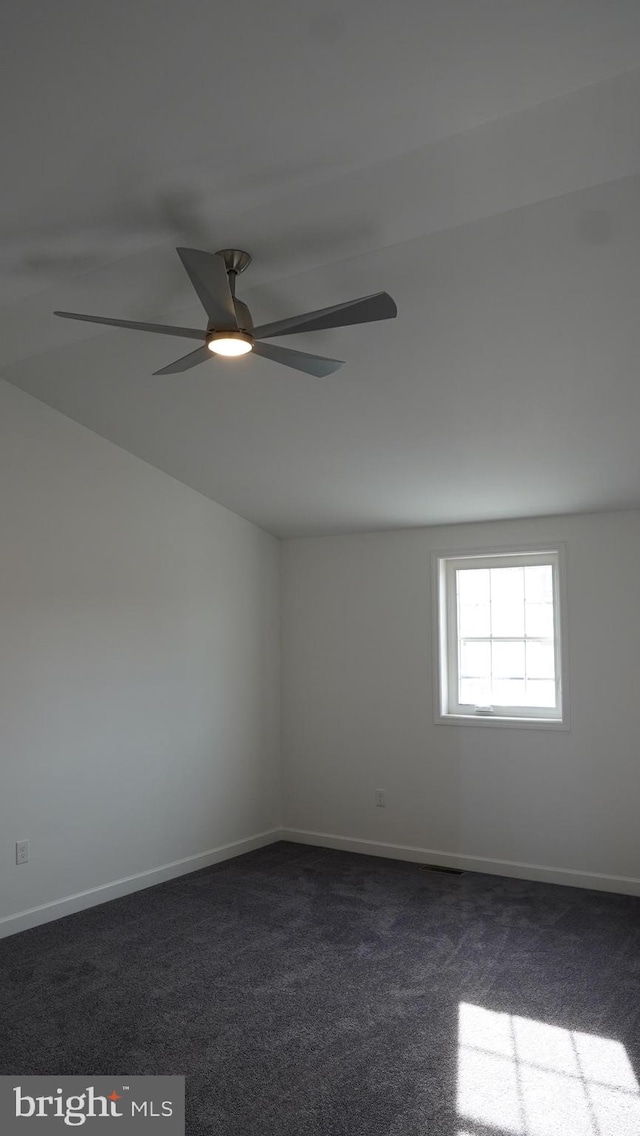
[281,512,640,893]
[0,380,281,934]
[4,374,639,931]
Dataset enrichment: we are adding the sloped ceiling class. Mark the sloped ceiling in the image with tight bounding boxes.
[2,1,640,536]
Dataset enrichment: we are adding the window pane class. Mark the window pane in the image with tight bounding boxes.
[459,678,492,706]
[526,641,555,680]
[525,602,554,638]
[460,639,491,678]
[490,567,524,636]
[491,599,525,637]
[459,603,491,637]
[457,568,490,606]
[491,565,524,605]
[492,641,525,679]
[491,678,526,705]
[524,679,556,707]
[524,564,553,604]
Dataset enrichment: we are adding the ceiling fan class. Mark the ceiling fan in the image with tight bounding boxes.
[54,247,397,378]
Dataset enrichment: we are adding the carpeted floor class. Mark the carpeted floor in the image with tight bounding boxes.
[1,841,640,1135]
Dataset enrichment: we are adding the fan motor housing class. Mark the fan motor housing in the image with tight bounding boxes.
[206,328,254,352]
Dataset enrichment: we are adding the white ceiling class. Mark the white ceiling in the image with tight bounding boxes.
[3,1,640,536]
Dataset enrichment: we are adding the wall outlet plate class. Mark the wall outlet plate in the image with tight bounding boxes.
[15,840,29,865]
[375,789,386,807]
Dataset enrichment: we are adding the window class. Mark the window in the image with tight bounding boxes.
[435,546,567,727]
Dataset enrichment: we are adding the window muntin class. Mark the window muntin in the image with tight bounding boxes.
[438,549,565,724]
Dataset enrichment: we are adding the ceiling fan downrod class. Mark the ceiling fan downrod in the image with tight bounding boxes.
[216,249,251,298]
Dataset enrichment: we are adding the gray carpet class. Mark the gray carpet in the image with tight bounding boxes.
[1,841,640,1135]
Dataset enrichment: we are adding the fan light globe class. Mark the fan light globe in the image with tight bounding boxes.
[207,331,253,357]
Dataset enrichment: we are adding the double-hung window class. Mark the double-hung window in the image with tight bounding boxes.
[435,547,567,727]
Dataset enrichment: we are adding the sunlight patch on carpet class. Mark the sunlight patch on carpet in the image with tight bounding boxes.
[457,1002,640,1136]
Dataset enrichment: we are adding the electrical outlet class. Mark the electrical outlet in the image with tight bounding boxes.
[375,789,386,808]
[15,840,29,865]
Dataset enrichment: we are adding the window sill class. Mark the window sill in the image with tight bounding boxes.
[435,712,569,731]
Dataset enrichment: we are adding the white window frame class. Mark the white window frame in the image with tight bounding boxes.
[433,543,569,730]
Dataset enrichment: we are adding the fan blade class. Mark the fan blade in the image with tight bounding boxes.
[176,248,238,328]
[54,312,205,340]
[153,346,212,375]
[253,291,397,340]
[252,340,343,377]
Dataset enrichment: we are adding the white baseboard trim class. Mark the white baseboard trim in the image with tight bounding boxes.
[280,828,640,897]
[5,827,637,940]
[0,828,284,940]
